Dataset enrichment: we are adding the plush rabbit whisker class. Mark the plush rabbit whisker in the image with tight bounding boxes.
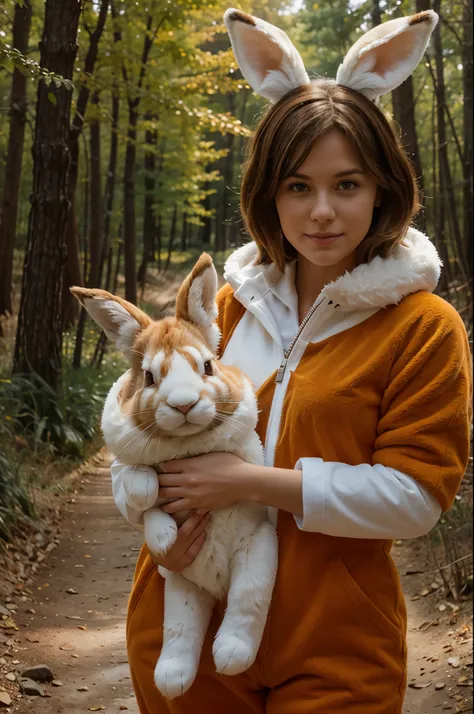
[114,418,158,457]
[70,252,278,700]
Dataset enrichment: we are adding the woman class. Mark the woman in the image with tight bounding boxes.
[117,9,471,713]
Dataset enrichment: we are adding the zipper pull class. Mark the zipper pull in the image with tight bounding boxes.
[275,353,289,383]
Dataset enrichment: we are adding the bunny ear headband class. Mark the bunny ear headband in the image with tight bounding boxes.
[223,8,438,104]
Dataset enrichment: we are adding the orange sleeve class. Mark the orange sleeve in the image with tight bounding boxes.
[373,298,472,511]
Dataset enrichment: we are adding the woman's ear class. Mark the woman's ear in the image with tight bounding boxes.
[224,8,309,103]
[70,287,151,359]
[336,10,438,101]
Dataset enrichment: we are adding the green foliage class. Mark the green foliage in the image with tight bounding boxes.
[0,449,34,541]
[0,44,74,90]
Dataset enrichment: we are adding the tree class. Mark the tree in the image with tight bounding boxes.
[13,0,82,392]
[61,0,110,328]
[0,0,32,330]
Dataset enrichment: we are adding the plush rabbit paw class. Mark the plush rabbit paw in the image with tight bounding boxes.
[154,655,197,699]
[212,632,255,675]
[123,465,159,511]
[143,508,178,558]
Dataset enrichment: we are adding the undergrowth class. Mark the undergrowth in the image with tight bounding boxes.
[0,324,127,541]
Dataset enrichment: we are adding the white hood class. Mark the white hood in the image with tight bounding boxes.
[223,227,441,313]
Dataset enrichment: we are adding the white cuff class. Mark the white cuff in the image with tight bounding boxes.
[294,457,442,539]
[110,459,157,528]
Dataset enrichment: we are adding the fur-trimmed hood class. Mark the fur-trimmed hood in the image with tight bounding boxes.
[223,227,441,313]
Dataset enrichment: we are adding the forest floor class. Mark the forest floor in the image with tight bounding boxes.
[0,449,472,714]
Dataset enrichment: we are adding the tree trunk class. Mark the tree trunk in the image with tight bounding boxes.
[371,0,382,28]
[13,0,81,393]
[138,119,157,291]
[200,182,212,248]
[61,0,109,328]
[180,211,188,252]
[391,76,426,232]
[0,0,32,328]
[72,91,103,370]
[462,0,473,269]
[156,214,162,271]
[98,84,119,288]
[164,205,178,273]
[88,91,103,287]
[123,104,138,304]
[432,0,466,280]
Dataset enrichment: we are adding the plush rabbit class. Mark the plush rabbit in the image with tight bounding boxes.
[71,253,278,700]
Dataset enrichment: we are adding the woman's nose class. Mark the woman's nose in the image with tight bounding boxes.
[309,194,336,222]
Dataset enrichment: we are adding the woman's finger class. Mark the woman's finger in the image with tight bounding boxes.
[182,531,207,566]
[176,511,208,538]
[181,513,211,546]
[159,486,185,499]
[162,498,191,514]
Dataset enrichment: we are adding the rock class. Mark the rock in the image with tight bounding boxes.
[52,680,64,687]
[19,677,45,696]
[5,673,16,682]
[21,664,54,683]
[0,692,12,707]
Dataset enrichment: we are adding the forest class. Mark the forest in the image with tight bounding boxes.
[0,0,472,597]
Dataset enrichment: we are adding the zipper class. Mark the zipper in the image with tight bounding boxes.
[264,295,336,469]
[275,296,327,384]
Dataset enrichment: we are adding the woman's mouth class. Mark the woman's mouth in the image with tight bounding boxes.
[305,233,343,245]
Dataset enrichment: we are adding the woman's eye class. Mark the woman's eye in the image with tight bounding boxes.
[338,180,358,191]
[144,370,155,387]
[289,182,308,193]
[203,361,213,376]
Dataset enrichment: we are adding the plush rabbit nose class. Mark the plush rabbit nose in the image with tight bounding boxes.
[174,400,198,414]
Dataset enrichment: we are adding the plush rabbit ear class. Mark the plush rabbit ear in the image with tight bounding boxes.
[336,11,438,101]
[175,253,220,352]
[70,287,151,358]
[224,8,310,103]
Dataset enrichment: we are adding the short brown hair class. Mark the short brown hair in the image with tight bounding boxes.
[240,80,420,272]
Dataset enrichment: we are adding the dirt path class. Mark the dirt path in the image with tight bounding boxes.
[2,453,141,713]
[1,454,472,713]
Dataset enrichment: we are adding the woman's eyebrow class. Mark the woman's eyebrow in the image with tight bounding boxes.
[288,168,365,179]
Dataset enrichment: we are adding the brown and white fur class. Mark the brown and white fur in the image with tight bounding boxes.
[71,254,278,700]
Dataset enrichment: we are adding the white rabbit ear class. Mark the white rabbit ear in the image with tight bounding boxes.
[336,10,438,101]
[224,8,310,103]
[176,253,220,351]
[70,287,151,358]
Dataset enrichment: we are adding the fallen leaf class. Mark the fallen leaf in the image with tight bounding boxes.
[408,680,432,689]
[77,625,87,631]
[420,587,431,597]
[0,692,12,706]
[435,682,446,690]
[52,680,64,687]
[411,595,420,601]
[66,589,78,595]
[65,615,82,620]
[89,707,105,711]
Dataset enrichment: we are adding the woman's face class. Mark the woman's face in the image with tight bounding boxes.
[275,128,379,274]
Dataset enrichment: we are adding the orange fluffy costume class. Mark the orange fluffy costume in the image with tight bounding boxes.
[126,265,471,713]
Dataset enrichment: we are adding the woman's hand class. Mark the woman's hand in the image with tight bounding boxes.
[159,452,253,514]
[148,511,211,572]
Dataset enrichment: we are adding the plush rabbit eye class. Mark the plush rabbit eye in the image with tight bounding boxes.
[203,360,213,376]
[144,370,155,387]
